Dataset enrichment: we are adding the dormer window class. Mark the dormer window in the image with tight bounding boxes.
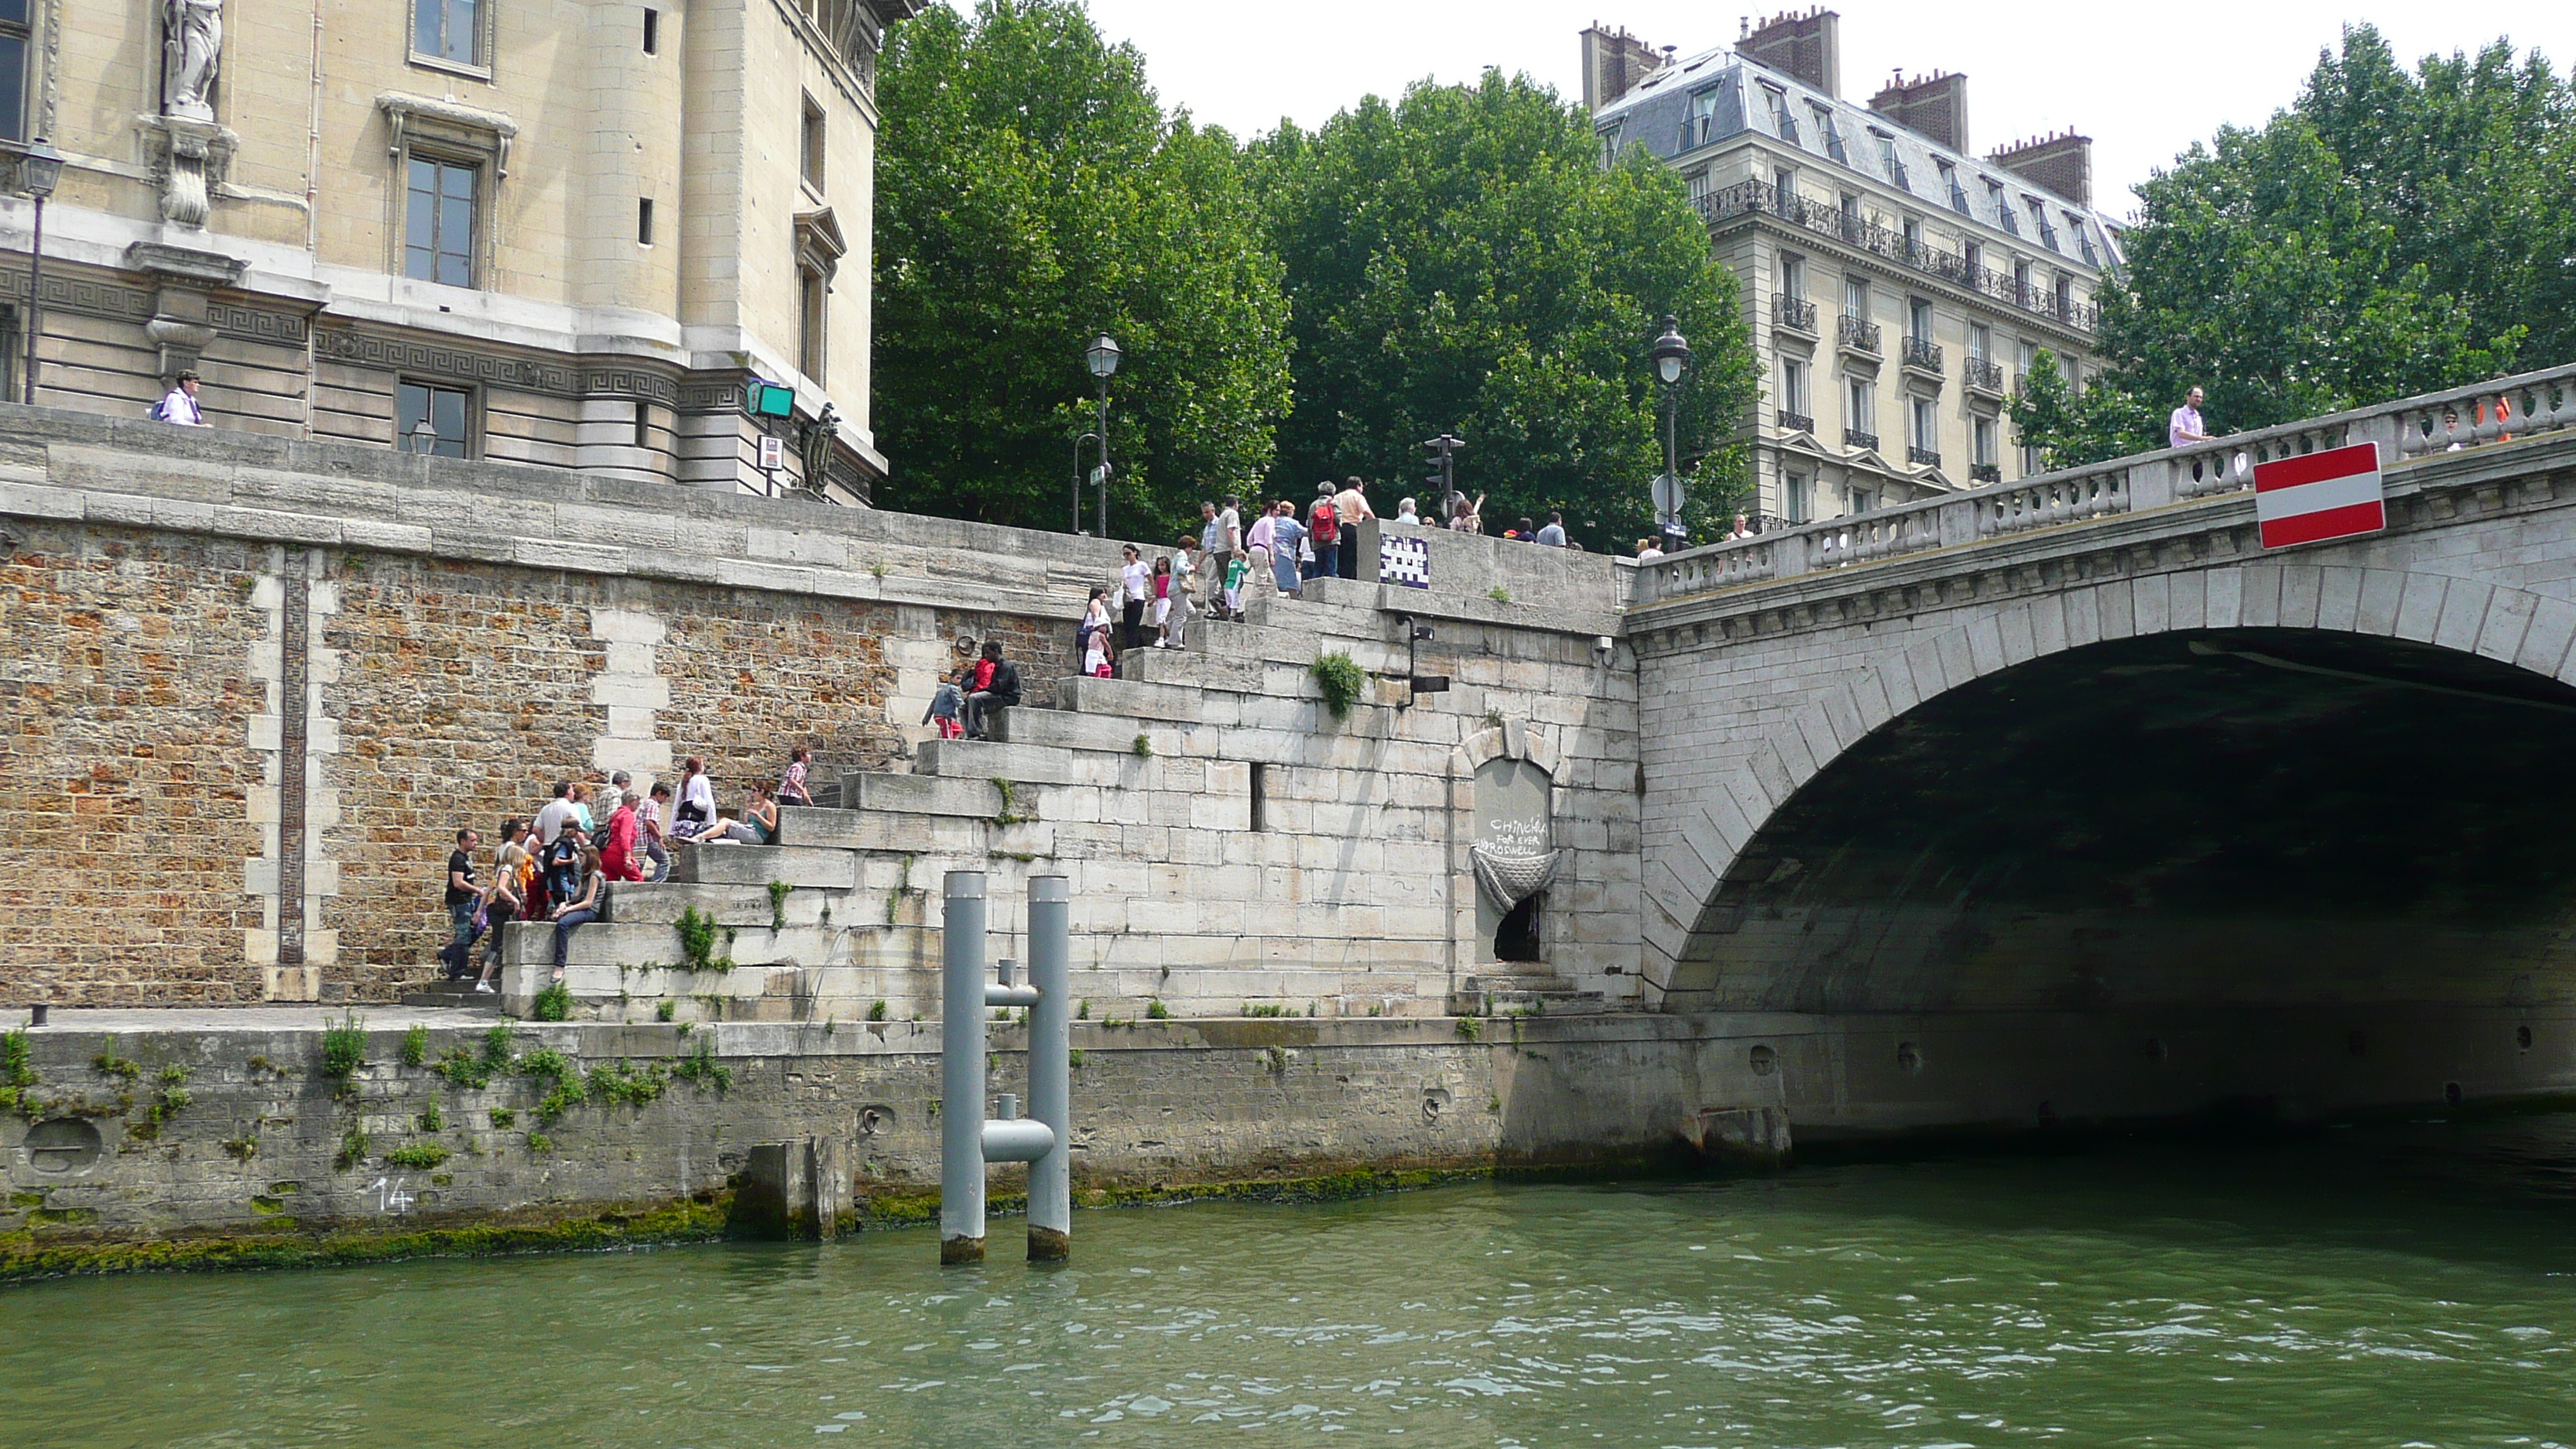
[1872,128,1908,190]
[1684,87,1721,149]
[1764,86,1799,146]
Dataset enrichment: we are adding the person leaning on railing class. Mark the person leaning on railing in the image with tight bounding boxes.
[2169,386,2214,448]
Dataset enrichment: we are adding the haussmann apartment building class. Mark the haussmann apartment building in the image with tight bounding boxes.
[0,0,921,501]
[1584,9,2126,527]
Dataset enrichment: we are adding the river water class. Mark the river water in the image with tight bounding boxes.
[9,1118,2576,1447]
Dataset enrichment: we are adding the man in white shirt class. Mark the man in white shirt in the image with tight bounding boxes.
[533,782,581,848]
[154,371,208,426]
[1534,512,1568,547]
[2168,385,2211,448]
[1331,478,1376,580]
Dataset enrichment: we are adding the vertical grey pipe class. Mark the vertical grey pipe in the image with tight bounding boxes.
[940,871,988,1265]
[1026,873,1071,1261]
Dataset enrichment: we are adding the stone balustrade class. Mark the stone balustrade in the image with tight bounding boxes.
[1632,359,2576,608]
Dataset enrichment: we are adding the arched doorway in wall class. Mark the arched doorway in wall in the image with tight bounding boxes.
[1472,753,1557,964]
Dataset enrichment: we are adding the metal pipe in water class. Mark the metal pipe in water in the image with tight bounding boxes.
[1026,874,1072,1261]
[939,871,988,1265]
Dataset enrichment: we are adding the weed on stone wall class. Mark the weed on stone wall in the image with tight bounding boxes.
[531,981,573,1022]
[673,1037,733,1091]
[0,1029,34,1113]
[991,779,1036,827]
[867,999,886,1022]
[383,1143,450,1170]
[91,1053,141,1083]
[399,1025,430,1067]
[674,906,735,973]
[320,1014,367,1088]
[767,881,791,930]
[1310,652,1365,721]
[334,1125,370,1171]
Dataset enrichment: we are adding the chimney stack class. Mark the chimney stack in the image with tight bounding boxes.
[1869,69,1968,153]
[1580,24,1670,111]
[1736,8,1839,98]
[1989,130,2092,207]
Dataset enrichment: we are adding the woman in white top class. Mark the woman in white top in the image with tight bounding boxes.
[1118,544,1149,651]
[672,755,718,841]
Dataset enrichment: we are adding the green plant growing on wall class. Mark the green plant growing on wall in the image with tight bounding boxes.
[992,778,1036,827]
[584,1060,670,1110]
[768,880,792,930]
[334,1125,370,1171]
[1132,734,1153,757]
[91,1053,142,1083]
[1077,1000,1090,1020]
[868,999,888,1022]
[221,1134,258,1160]
[488,1108,516,1129]
[1488,586,1512,605]
[674,906,735,973]
[1310,652,1366,721]
[320,1014,368,1081]
[656,999,677,1023]
[526,1132,554,1155]
[531,981,574,1022]
[1067,1049,1085,1068]
[399,1025,430,1067]
[674,1037,732,1091]
[419,1102,444,1133]
[0,1029,35,1113]
[1454,1016,1482,1041]
[1146,999,1170,1020]
[149,1064,191,1123]
[384,1142,450,1170]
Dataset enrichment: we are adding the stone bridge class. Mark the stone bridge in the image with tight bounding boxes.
[1622,363,2576,1126]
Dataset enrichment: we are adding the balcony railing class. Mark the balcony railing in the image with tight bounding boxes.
[1837,315,1881,353]
[1901,336,1943,373]
[1965,356,2007,392]
[1776,409,1815,433]
[1969,462,2002,483]
[1908,445,1942,468]
[1843,427,1879,452]
[1695,180,2100,332]
[1776,294,1817,333]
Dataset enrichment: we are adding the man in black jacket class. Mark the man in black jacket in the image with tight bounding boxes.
[964,641,1022,740]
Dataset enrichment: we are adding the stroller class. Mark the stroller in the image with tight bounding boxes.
[924,680,965,741]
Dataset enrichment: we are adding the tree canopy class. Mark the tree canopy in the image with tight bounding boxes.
[871,0,1292,531]
[1249,74,1757,549]
[2019,26,2576,466]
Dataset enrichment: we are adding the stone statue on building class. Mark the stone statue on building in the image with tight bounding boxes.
[163,0,224,122]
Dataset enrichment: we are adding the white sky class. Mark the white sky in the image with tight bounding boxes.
[1077,1,2576,216]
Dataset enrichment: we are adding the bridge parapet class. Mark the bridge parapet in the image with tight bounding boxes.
[1634,362,2576,609]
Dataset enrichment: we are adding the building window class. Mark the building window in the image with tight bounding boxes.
[1764,86,1797,146]
[403,156,478,286]
[1907,296,1933,344]
[1989,179,2017,235]
[1779,358,1807,416]
[2055,273,2075,316]
[800,95,827,194]
[1962,241,1982,276]
[1968,321,1991,361]
[1842,276,1868,321]
[1850,488,1875,514]
[634,401,653,448]
[1901,216,1922,255]
[0,0,28,142]
[797,267,827,382]
[642,7,659,53]
[1597,121,1623,167]
[1974,415,1997,467]
[1780,252,1804,299]
[2012,258,2032,303]
[1845,375,1873,433]
[1773,166,1796,204]
[1684,87,1720,149]
[1687,169,1711,207]
[1911,396,1937,450]
[1783,471,1809,524]
[413,0,485,69]
[637,197,654,245]
[397,381,471,458]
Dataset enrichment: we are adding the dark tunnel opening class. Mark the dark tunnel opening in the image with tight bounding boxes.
[1683,628,2576,1125]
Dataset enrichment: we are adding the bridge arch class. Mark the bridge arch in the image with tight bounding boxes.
[1644,560,2576,1016]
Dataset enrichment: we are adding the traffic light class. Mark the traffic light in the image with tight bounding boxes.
[1422,433,1464,502]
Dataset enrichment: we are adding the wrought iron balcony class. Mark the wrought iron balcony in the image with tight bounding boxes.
[1843,427,1879,452]
[1908,446,1943,468]
[1775,409,1815,433]
[1836,315,1880,354]
[1901,336,1944,373]
[1691,180,2100,332]
[1965,356,2007,393]
[1776,294,1817,333]
[1969,462,2002,483]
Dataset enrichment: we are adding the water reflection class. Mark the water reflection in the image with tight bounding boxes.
[9,1117,2576,1447]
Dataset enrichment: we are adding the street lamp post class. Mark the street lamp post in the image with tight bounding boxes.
[15,139,63,406]
[1083,334,1121,537]
[1649,315,1693,544]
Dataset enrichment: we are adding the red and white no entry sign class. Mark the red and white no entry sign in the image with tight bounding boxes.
[2254,441,2386,550]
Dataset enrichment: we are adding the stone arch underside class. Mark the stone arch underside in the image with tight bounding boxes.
[1644,562,2576,1016]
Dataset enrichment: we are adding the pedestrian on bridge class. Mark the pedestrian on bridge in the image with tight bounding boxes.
[2169,385,2213,448]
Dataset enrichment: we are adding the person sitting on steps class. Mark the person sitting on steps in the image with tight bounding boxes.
[962,641,1020,739]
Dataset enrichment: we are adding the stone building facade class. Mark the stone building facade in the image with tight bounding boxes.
[1582,10,2123,526]
[0,0,918,500]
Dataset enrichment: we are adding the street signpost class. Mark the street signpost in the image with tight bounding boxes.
[2254,442,2385,550]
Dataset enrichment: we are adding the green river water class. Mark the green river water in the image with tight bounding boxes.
[9,1118,2576,1447]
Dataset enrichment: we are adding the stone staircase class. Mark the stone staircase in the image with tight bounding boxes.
[497,583,1544,1024]
[1448,969,1608,1018]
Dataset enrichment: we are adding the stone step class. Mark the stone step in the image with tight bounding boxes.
[1054,674,1205,722]
[400,978,502,1013]
[776,805,987,854]
[1447,987,1610,1017]
[914,736,1077,786]
[667,844,858,889]
[840,770,1005,820]
[991,706,1187,757]
[1460,971,1582,994]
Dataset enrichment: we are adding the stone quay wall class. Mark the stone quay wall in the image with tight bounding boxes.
[0,406,1123,1007]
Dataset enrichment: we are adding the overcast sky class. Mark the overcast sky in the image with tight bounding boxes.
[1077,1,2576,216]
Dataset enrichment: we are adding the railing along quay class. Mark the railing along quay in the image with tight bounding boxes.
[1632,362,2576,607]
[1697,180,2102,334]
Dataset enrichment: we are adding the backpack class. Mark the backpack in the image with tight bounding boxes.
[1310,502,1338,543]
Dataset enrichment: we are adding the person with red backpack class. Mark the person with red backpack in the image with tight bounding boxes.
[1306,484,1340,582]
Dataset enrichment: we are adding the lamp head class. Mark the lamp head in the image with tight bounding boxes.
[1650,314,1691,385]
[1084,333,1122,380]
[19,139,62,200]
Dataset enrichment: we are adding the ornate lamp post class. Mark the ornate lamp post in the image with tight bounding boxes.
[15,139,63,406]
[1649,315,1693,543]
[1083,333,1120,537]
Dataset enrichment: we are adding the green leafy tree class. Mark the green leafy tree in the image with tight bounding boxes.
[1249,74,1757,550]
[2025,26,2570,465]
[872,1,1293,530]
